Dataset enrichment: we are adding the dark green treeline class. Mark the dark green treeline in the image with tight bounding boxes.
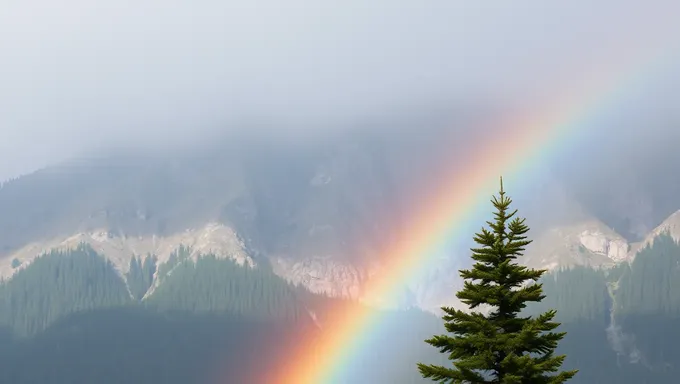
[523,232,680,383]
[4,234,680,383]
[0,243,444,384]
[148,253,303,321]
[0,244,130,336]
[125,254,157,300]
[0,243,306,336]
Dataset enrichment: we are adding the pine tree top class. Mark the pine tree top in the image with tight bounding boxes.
[418,177,578,383]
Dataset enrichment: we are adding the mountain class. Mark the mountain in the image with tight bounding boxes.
[0,122,670,313]
[3,209,680,383]
[3,120,680,382]
[550,126,680,241]
[636,209,680,246]
[0,223,253,280]
[527,229,680,383]
[522,218,631,270]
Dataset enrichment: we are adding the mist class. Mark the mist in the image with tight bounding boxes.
[1,0,679,180]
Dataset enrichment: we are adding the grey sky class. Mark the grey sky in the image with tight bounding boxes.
[1,0,678,180]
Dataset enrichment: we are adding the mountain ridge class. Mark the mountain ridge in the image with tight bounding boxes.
[0,208,661,313]
[2,125,680,314]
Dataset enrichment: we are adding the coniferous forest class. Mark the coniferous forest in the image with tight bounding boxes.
[520,232,680,383]
[0,244,446,384]
[2,233,680,383]
[0,245,130,336]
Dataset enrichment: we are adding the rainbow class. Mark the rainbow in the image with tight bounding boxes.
[280,44,676,384]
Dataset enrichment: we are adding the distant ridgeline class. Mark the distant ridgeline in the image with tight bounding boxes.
[0,243,445,384]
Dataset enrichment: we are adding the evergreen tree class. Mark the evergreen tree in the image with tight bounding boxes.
[526,266,610,325]
[418,178,577,383]
[0,243,131,336]
[147,253,303,321]
[126,254,157,301]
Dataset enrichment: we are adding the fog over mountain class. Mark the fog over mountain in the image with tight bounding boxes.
[2,0,679,180]
[1,0,679,317]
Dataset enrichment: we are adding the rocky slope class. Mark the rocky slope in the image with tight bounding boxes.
[0,222,254,282]
[0,202,672,314]
[1,124,679,312]
[271,255,377,300]
[631,209,680,255]
[522,219,631,271]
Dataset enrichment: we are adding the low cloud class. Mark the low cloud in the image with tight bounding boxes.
[0,0,678,179]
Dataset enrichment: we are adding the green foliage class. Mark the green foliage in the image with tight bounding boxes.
[527,267,610,325]
[0,244,448,384]
[616,232,680,316]
[9,229,680,383]
[0,244,131,336]
[418,179,577,383]
[125,254,157,300]
[11,258,21,269]
[475,232,680,383]
[0,244,310,336]
[156,244,191,281]
[7,226,680,383]
[147,254,303,321]
[0,307,314,384]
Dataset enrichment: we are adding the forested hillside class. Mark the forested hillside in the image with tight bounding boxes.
[0,244,446,384]
[125,253,156,300]
[521,232,680,383]
[0,245,130,336]
[148,253,304,320]
[0,244,309,337]
[5,233,680,383]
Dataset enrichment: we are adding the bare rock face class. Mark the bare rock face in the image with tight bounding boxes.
[522,219,632,270]
[271,255,373,300]
[578,229,630,262]
[0,222,254,281]
[273,217,638,313]
[292,213,680,312]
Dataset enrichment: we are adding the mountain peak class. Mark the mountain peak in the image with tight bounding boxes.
[635,209,680,253]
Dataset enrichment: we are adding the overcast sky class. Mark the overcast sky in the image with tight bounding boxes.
[1,0,679,180]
